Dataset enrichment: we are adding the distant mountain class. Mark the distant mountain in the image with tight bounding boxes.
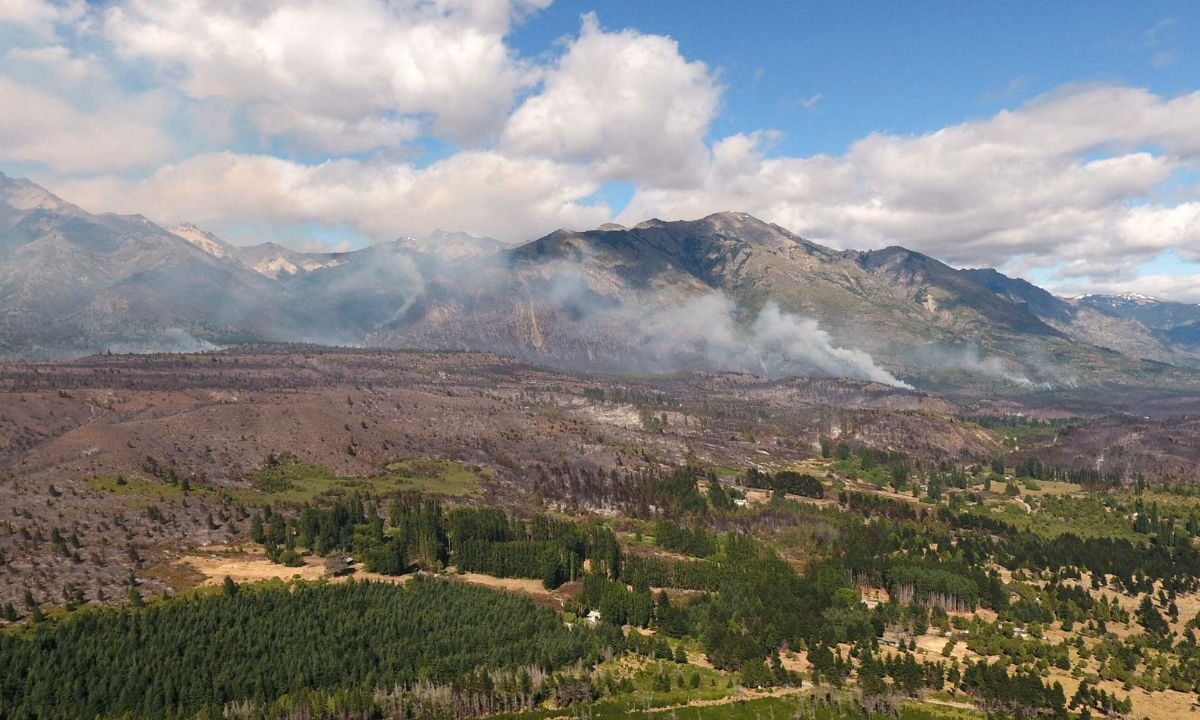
[1166,323,1200,352]
[229,242,346,279]
[168,223,232,259]
[500,215,1064,347]
[1076,292,1200,329]
[960,271,1192,364]
[396,229,506,259]
[0,173,291,357]
[377,213,1196,387]
[169,224,346,279]
[1,171,1197,390]
[1073,292,1200,355]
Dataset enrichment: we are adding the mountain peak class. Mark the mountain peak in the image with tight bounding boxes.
[169,223,231,258]
[398,230,504,259]
[0,173,80,215]
[690,211,822,251]
[701,210,765,224]
[1076,292,1163,306]
[678,211,782,236]
[598,211,777,235]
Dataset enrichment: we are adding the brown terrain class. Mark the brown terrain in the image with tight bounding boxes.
[3,344,1200,613]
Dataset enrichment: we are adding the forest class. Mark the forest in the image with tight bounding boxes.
[0,578,619,719]
[8,445,1200,720]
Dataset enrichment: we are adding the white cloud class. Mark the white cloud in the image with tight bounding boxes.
[798,93,822,110]
[0,72,173,172]
[251,107,422,156]
[1054,274,1200,305]
[100,0,549,152]
[502,13,720,187]
[3,2,1200,301]
[0,0,84,41]
[1115,203,1200,261]
[6,44,95,83]
[619,86,1200,280]
[54,151,610,243]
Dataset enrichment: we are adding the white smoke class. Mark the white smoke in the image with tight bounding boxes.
[625,293,911,388]
[909,343,1054,389]
[107,328,220,354]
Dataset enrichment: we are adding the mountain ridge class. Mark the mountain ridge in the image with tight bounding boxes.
[1,172,1197,390]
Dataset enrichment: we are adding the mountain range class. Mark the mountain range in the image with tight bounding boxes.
[3,170,1199,390]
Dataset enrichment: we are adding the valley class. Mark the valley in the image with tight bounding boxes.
[3,348,1200,718]
[6,3,1200,719]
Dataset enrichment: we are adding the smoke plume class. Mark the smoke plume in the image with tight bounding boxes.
[628,294,911,387]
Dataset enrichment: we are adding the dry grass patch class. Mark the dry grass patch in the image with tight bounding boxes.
[142,558,208,591]
[451,572,579,608]
[1048,669,1197,720]
[183,550,326,586]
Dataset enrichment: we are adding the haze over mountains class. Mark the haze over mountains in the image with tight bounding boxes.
[3,171,1200,390]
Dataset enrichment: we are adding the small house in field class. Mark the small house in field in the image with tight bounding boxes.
[584,610,602,624]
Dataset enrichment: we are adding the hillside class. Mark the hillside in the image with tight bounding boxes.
[2,173,1199,390]
[5,348,1200,720]
[378,213,1198,388]
[0,174,289,356]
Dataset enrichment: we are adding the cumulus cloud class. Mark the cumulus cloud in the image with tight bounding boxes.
[619,86,1200,282]
[502,13,720,187]
[0,0,84,41]
[100,0,548,151]
[55,151,610,243]
[0,72,173,172]
[1115,203,1200,262]
[3,2,1200,303]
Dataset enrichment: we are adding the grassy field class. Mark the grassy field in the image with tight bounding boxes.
[380,457,483,496]
[241,457,482,503]
[971,493,1143,541]
[988,422,1077,450]
[1017,479,1082,497]
[830,457,894,487]
[88,474,188,502]
[89,457,482,507]
[494,694,979,720]
[493,694,798,720]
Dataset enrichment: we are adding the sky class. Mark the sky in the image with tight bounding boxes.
[2,1,1200,300]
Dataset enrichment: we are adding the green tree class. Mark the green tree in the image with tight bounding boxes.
[249,513,265,544]
[1137,595,1168,635]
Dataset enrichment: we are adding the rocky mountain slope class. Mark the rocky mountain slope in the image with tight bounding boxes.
[169,223,347,279]
[376,214,1196,388]
[1076,292,1200,353]
[1,172,1197,390]
[0,174,289,357]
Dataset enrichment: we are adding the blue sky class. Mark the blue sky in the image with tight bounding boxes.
[1,1,1199,299]
[516,2,1196,159]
